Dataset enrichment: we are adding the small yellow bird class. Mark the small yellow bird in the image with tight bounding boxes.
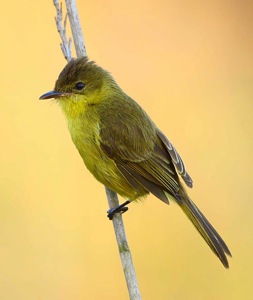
[40,57,231,268]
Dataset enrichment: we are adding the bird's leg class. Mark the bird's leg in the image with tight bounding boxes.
[107,200,131,220]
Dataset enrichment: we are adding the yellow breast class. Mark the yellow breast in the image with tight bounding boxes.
[66,109,140,200]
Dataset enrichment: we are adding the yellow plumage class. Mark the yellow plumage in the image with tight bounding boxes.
[40,57,231,268]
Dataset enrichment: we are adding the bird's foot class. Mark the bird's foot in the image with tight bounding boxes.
[107,200,131,220]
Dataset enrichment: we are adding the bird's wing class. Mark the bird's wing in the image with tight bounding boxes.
[157,129,193,188]
[99,101,192,203]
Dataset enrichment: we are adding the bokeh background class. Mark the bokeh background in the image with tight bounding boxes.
[0,1,252,299]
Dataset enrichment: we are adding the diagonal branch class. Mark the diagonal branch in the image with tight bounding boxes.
[65,0,87,57]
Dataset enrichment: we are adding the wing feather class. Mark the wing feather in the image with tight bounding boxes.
[99,96,192,202]
[157,129,193,188]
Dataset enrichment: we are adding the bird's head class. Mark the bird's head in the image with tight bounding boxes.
[40,57,117,117]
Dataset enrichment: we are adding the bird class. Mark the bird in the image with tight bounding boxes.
[40,56,231,268]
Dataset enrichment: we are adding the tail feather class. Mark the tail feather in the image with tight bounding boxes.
[179,197,231,268]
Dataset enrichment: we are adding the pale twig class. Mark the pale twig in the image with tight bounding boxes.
[53,0,72,61]
[105,188,142,300]
[65,0,87,57]
[52,0,141,299]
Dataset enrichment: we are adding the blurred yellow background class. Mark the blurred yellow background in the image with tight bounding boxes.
[0,1,252,299]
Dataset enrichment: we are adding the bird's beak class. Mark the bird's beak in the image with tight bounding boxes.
[39,90,67,100]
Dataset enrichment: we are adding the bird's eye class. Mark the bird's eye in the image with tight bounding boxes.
[75,82,85,90]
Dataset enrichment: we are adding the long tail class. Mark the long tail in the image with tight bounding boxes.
[179,196,231,268]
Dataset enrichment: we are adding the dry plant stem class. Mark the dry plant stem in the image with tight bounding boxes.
[105,187,142,300]
[53,0,72,61]
[52,0,141,299]
[65,0,87,57]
